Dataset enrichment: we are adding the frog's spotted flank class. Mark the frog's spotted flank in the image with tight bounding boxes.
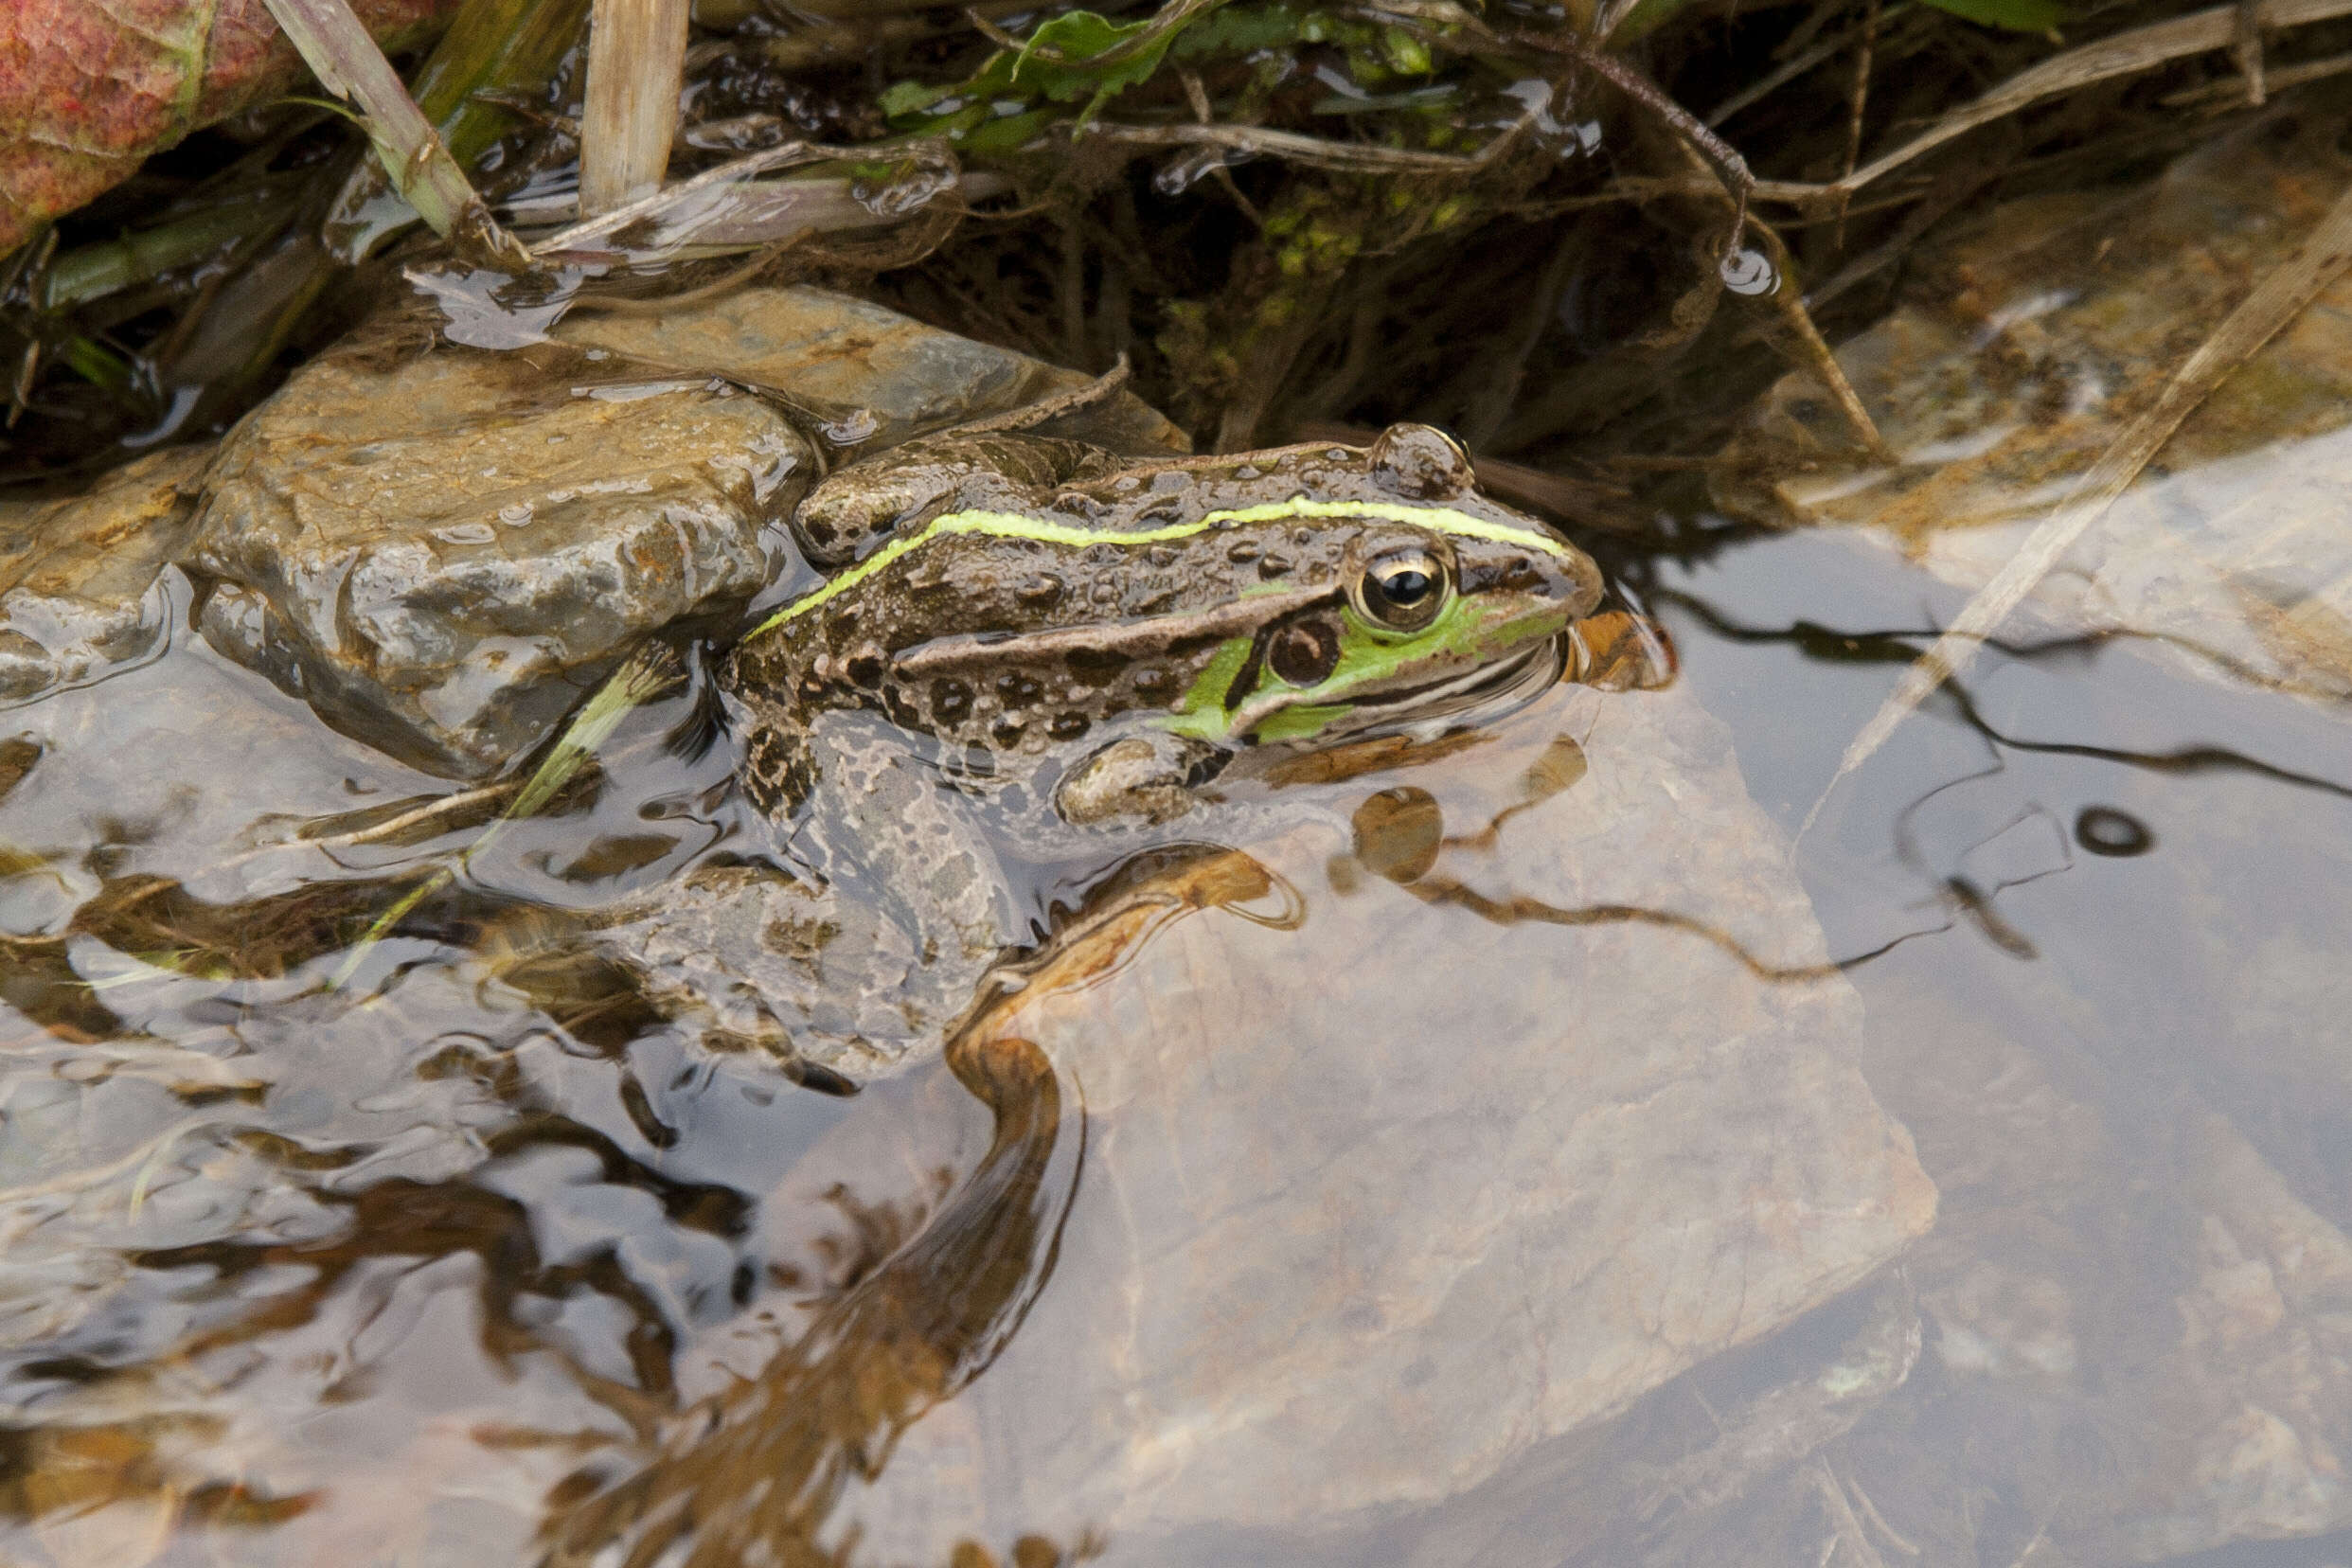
[749,501,1577,639]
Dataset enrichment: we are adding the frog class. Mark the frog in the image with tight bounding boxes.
[553,421,1627,1091]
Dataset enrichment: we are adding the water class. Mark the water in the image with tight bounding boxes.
[0,506,2347,1566]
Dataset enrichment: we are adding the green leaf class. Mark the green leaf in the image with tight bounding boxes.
[1172,1,1307,58]
[883,7,1201,137]
[998,10,1180,102]
[878,80,953,116]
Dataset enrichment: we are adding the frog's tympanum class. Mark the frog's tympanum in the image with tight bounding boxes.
[581,422,1613,1085]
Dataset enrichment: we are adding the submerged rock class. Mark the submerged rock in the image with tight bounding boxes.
[544,679,1937,1565]
[0,447,206,704]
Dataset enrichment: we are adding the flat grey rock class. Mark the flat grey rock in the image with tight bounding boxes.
[566,680,1937,1565]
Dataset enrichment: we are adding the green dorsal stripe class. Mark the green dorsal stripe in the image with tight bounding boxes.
[748,499,1573,639]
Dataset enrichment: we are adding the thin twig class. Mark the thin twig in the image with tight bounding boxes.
[1835,0,1881,247]
[1708,5,1913,126]
[1807,169,2352,830]
[1745,218,1894,460]
[1844,1466,1921,1557]
[1509,30,1754,258]
[2164,46,2352,103]
[1181,67,1263,224]
[1810,1459,1893,1568]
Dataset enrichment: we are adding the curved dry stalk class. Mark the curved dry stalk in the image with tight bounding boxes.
[943,354,1131,435]
[1807,169,2352,830]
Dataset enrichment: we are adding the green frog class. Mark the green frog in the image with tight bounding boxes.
[574,422,1631,1089]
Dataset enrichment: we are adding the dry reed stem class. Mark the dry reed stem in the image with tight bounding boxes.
[581,0,691,215]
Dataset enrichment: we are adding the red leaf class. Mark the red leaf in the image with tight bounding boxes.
[0,0,464,253]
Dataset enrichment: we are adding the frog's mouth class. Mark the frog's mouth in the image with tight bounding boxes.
[1246,632,1569,746]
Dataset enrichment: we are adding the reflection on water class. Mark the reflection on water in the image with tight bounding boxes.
[0,520,2345,1565]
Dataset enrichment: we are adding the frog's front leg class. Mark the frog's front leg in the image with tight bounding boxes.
[1052,732,1229,827]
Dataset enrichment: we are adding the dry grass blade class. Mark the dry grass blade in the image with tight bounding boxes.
[528,141,999,256]
[1807,171,2352,830]
[535,140,825,250]
[580,0,691,215]
[258,0,532,271]
[2164,48,2352,103]
[1769,0,2352,207]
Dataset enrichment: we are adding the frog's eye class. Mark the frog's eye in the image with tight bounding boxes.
[1352,548,1452,633]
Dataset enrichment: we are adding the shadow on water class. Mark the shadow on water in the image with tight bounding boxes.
[538,1030,1084,1568]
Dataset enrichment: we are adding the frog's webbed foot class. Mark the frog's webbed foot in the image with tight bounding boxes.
[1053,733,1228,827]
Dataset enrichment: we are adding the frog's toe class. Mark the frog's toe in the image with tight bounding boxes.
[1054,735,1224,827]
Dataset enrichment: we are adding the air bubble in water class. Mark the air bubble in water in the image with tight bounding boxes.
[1719,247,1777,296]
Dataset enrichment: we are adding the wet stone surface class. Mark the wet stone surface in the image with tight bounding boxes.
[185,336,813,777]
[0,448,206,704]
[554,285,1188,459]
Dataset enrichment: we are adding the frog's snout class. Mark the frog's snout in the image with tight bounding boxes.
[1459,538,1605,620]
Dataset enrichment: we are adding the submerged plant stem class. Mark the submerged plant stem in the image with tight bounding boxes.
[333,644,686,985]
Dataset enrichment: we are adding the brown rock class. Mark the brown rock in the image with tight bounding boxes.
[0,446,207,703]
[187,338,812,775]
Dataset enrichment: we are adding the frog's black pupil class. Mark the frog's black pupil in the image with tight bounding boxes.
[1381,570,1433,604]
